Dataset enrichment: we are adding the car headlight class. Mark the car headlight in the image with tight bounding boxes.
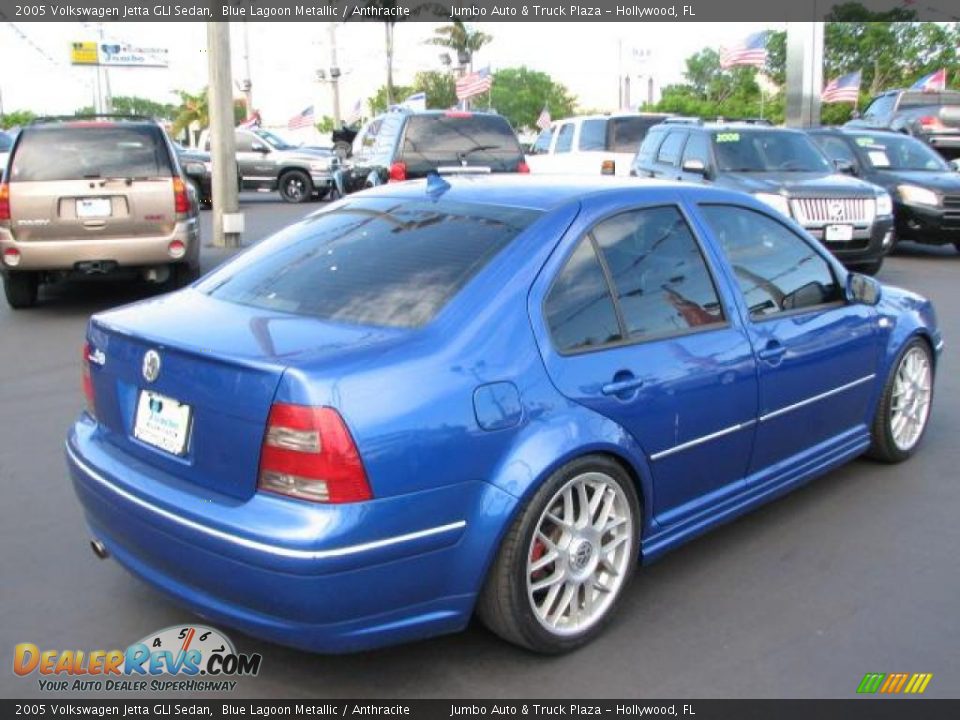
[875,191,893,216]
[754,193,791,217]
[308,161,330,173]
[897,184,939,207]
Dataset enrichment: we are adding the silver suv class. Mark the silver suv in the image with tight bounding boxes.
[0,117,201,309]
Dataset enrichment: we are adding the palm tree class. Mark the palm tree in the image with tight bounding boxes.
[172,89,208,137]
[427,20,493,70]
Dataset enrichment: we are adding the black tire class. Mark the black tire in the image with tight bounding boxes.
[278,170,313,203]
[477,455,641,654]
[857,259,883,276]
[3,272,39,309]
[867,338,934,464]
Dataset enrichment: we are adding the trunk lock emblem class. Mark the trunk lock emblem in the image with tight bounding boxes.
[142,350,161,383]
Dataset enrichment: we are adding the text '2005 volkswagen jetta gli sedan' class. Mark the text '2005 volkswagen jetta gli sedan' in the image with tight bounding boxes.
[66,176,941,654]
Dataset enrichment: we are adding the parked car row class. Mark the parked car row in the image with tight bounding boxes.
[846,87,960,159]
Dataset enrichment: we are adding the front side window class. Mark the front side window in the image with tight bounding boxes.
[681,132,711,167]
[235,132,255,152]
[531,127,553,155]
[554,124,575,154]
[545,238,623,353]
[656,131,687,166]
[699,205,843,318]
[593,207,724,340]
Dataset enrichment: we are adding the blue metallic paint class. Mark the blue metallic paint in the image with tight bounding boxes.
[67,177,941,652]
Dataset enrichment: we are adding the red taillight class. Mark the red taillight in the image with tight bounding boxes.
[173,177,190,214]
[81,342,96,418]
[919,115,944,129]
[0,183,10,221]
[517,160,530,174]
[388,162,407,183]
[258,403,372,504]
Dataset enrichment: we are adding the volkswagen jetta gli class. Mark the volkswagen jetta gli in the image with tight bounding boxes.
[67,176,942,654]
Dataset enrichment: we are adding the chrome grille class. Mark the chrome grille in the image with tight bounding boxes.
[790,197,876,226]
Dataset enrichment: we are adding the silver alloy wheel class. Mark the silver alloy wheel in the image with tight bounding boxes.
[890,345,933,452]
[526,471,634,637]
[284,177,306,201]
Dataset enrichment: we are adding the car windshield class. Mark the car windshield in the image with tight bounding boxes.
[8,125,172,181]
[713,130,832,173]
[853,134,950,171]
[200,198,541,328]
[253,129,295,150]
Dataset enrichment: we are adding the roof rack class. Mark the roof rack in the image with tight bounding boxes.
[662,116,703,125]
[30,114,158,125]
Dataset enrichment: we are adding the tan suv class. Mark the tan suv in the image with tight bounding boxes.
[0,117,200,309]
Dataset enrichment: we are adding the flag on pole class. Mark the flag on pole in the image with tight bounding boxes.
[911,68,947,92]
[288,105,315,130]
[822,71,862,103]
[237,110,261,129]
[401,92,427,112]
[456,67,493,100]
[719,31,769,70]
[536,105,552,130]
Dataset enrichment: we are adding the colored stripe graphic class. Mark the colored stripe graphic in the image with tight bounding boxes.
[857,672,932,694]
[857,673,885,694]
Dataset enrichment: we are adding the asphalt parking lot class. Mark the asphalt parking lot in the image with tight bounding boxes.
[1,193,958,699]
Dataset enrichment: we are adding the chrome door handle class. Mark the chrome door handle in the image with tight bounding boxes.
[758,342,787,362]
[601,376,645,397]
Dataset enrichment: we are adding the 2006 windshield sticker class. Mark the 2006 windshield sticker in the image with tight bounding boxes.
[12,625,262,692]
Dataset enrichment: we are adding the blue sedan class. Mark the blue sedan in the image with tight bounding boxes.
[67,176,941,654]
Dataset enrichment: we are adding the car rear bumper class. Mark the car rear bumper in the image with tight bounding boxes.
[895,203,960,244]
[66,416,515,653]
[1,219,200,272]
[805,216,894,266]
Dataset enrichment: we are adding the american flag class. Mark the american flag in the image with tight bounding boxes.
[288,105,315,130]
[237,110,261,129]
[911,68,947,92]
[720,31,769,70]
[822,71,861,104]
[456,67,492,100]
[536,105,552,131]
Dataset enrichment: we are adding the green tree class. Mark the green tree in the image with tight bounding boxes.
[0,110,36,129]
[426,20,493,68]
[171,89,247,135]
[413,71,457,109]
[488,67,576,130]
[367,84,414,115]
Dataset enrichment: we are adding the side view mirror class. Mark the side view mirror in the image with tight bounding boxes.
[950,159,960,173]
[846,272,881,306]
[682,158,709,177]
[182,161,206,177]
[251,143,269,154]
[834,159,857,175]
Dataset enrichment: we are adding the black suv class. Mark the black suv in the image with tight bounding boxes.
[341,109,526,193]
[632,120,895,274]
[846,89,960,160]
[810,127,960,252]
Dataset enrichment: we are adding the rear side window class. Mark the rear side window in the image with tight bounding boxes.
[554,124,575,154]
[699,205,842,318]
[544,238,622,353]
[636,129,665,165]
[9,126,172,182]
[593,207,724,340]
[608,117,664,154]
[203,199,540,328]
[656,131,687,166]
[0,133,11,152]
[578,119,607,151]
[399,114,522,171]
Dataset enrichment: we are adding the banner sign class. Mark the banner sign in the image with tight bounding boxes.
[69,41,169,67]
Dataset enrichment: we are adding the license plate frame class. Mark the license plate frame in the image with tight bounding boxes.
[133,390,192,456]
[76,197,112,219]
[825,224,854,242]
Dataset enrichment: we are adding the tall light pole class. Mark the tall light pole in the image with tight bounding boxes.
[328,23,342,126]
[207,22,242,248]
[785,22,824,128]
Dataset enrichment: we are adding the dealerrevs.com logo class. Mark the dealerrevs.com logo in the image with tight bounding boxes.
[13,625,262,692]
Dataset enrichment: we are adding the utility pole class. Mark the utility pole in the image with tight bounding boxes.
[97,23,112,113]
[785,22,824,128]
[328,23,342,126]
[207,22,242,248]
[240,21,253,114]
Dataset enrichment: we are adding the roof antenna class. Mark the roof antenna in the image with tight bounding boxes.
[426,172,451,199]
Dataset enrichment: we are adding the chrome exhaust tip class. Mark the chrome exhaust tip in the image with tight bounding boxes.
[90,539,110,560]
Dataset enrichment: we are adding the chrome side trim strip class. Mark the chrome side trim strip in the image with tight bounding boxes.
[759,374,876,423]
[650,420,756,462]
[66,443,466,562]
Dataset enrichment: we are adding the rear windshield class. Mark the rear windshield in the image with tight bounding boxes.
[201,198,541,328]
[608,117,665,153]
[712,130,832,173]
[9,125,173,182]
[400,114,523,172]
[0,133,11,152]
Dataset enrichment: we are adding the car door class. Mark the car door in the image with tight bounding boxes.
[235,131,274,189]
[532,200,759,526]
[651,129,688,180]
[696,203,880,476]
[551,122,576,174]
[678,131,714,182]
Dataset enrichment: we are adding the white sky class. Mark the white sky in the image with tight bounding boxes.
[0,21,780,129]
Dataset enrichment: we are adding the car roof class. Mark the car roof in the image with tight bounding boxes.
[552,112,672,124]
[347,175,738,212]
[24,119,161,132]
[808,126,905,138]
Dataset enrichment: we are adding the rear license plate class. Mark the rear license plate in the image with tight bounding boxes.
[825,224,853,242]
[76,198,112,219]
[134,390,192,456]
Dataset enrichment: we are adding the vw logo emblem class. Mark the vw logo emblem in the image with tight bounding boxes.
[828,201,845,220]
[142,350,161,383]
[570,540,594,571]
